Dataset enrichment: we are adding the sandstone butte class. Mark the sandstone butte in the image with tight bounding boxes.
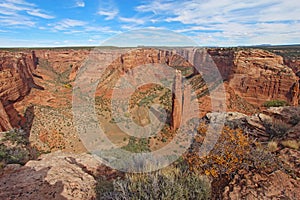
[0,47,299,132]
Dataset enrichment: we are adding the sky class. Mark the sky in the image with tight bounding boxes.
[0,0,299,47]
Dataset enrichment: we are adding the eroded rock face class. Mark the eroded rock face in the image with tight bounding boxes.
[0,51,37,131]
[35,49,89,81]
[232,49,298,105]
[208,48,299,107]
[95,48,193,97]
[0,152,100,200]
[0,101,12,131]
[284,58,300,76]
[207,48,235,81]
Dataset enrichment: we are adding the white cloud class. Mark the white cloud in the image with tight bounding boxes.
[174,26,218,33]
[5,0,35,7]
[27,9,55,19]
[52,19,87,31]
[75,0,85,8]
[49,20,121,35]
[119,17,145,24]
[0,2,31,11]
[97,0,119,20]
[136,0,300,45]
[84,25,121,34]
[0,14,35,26]
[0,0,55,27]
[98,9,119,20]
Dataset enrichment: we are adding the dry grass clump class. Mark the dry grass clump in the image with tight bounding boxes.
[263,119,290,139]
[267,141,278,152]
[97,166,211,200]
[281,140,299,150]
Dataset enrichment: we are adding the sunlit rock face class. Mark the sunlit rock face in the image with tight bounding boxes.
[0,51,37,131]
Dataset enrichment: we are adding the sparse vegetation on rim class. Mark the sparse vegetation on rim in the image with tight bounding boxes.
[0,129,31,167]
[263,100,289,107]
[97,166,211,200]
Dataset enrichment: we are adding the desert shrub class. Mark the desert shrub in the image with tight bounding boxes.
[2,129,28,145]
[0,144,29,165]
[263,119,290,139]
[98,167,211,200]
[161,137,167,143]
[122,137,150,153]
[186,127,251,177]
[263,100,288,107]
[0,129,30,165]
[245,143,280,173]
[186,126,281,178]
[64,83,72,88]
[289,114,300,125]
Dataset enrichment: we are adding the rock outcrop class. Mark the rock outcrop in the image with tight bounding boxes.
[208,48,299,107]
[206,106,300,141]
[0,152,100,199]
[223,169,300,200]
[0,51,38,131]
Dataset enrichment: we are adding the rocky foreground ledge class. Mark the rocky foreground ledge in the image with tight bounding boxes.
[0,152,119,200]
[0,149,299,200]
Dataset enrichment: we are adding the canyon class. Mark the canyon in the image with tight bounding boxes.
[1,47,299,133]
[0,46,299,199]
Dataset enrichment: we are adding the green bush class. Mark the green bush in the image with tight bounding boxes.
[121,137,150,153]
[0,144,29,165]
[2,129,28,145]
[0,129,30,165]
[97,167,211,200]
[263,100,288,107]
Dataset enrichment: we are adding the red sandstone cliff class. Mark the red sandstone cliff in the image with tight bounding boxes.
[34,49,89,81]
[208,48,299,107]
[0,51,37,131]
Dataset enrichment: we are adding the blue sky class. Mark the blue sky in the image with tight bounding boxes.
[0,0,299,47]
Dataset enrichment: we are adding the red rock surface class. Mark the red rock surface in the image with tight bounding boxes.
[171,70,183,130]
[0,51,37,131]
[208,48,299,107]
[0,152,99,199]
[223,169,300,200]
[35,49,89,79]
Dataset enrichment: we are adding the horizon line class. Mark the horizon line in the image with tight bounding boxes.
[0,43,300,49]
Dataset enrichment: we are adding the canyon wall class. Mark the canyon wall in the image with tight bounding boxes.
[34,49,90,81]
[0,47,299,132]
[0,51,38,131]
[206,48,299,106]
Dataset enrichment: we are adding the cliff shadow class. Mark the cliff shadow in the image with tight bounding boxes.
[22,105,42,160]
[23,105,35,135]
